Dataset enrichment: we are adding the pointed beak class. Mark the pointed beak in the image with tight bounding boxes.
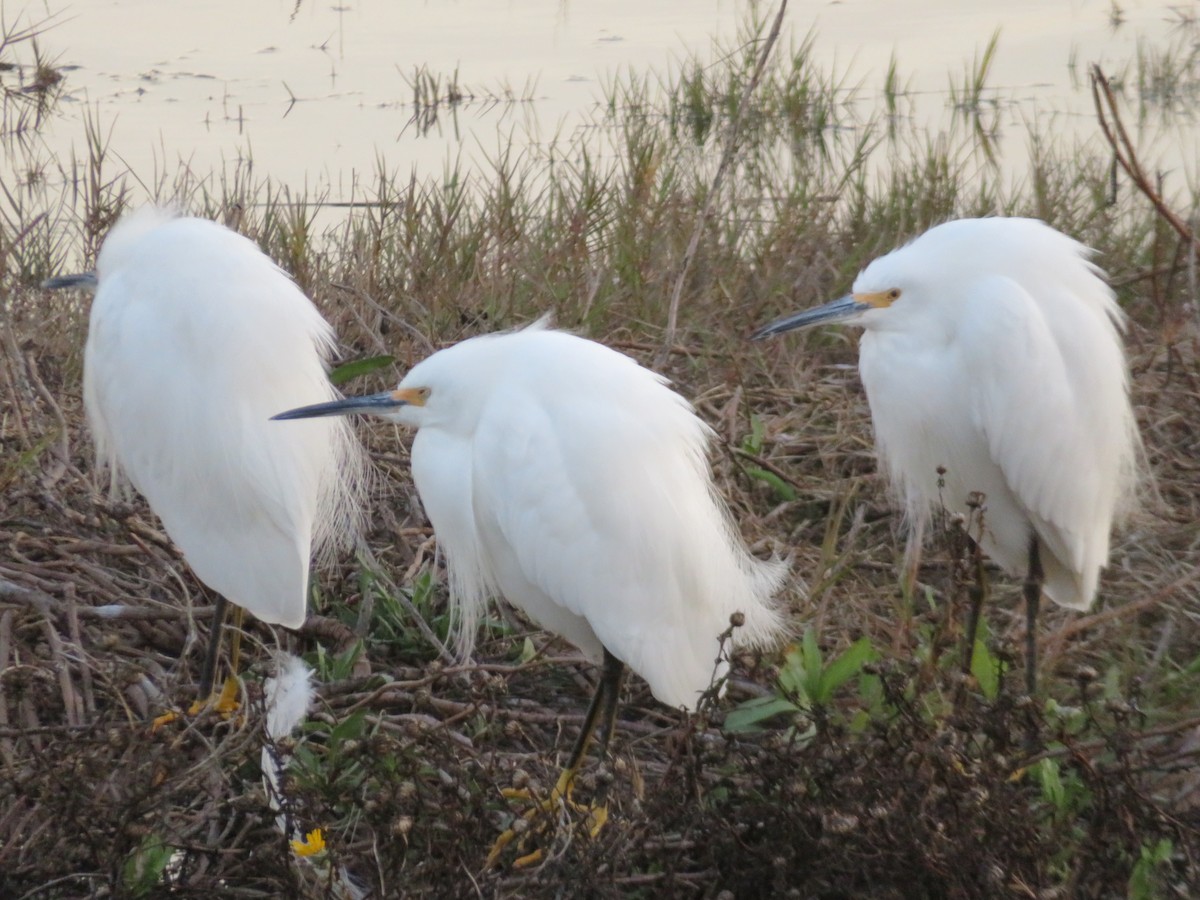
[43,272,99,292]
[271,390,412,421]
[752,294,869,340]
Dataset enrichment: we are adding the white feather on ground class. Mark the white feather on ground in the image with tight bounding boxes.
[260,655,365,900]
[261,654,315,827]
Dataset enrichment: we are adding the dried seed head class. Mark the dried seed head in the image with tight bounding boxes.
[821,812,859,834]
[392,816,414,837]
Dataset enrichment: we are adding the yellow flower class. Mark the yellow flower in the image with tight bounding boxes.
[291,828,326,857]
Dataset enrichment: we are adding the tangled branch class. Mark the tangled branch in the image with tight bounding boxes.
[1090,64,1199,253]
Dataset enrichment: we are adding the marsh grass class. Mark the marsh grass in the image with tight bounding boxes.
[1,8,1199,897]
[1135,9,1200,118]
[399,64,538,139]
[0,10,64,140]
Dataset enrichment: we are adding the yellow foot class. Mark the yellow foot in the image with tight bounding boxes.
[150,709,181,731]
[201,675,242,716]
[485,769,609,869]
[151,677,242,730]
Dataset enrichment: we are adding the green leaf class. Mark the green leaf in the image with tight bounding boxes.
[970,637,1000,701]
[744,465,797,501]
[122,834,173,896]
[777,644,804,695]
[1034,758,1065,808]
[313,643,330,679]
[802,628,824,696]
[329,355,395,386]
[817,636,875,701]
[742,413,766,454]
[330,710,368,745]
[849,708,872,733]
[723,695,800,733]
[1129,838,1174,900]
[319,640,364,681]
[292,744,321,770]
[858,672,883,710]
[411,570,436,611]
[517,636,537,664]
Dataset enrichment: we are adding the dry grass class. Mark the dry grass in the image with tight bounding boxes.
[2,11,1200,898]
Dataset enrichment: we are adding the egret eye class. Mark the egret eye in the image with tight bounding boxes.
[887,288,902,301]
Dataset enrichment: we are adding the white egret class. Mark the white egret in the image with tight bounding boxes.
[754,217,1140,693]
[45,207,364,707]
[273,321,788,863]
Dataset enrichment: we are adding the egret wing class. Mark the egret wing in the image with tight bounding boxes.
[957,274,1129,607]
[465,335,774,709]
[84,217,355,626]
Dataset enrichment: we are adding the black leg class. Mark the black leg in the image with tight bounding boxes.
[593,650,626,762]
[486,650,625,868]
[197,594,229,701]
[565,649,626,772]
[1024,535,1044,695]
[229,604,245,674]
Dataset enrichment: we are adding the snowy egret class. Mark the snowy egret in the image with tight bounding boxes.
[754,217,1140,693]
[273,321,788,863]
[45,207,364,706]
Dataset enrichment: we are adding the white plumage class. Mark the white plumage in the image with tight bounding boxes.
[757,217,1141,614]
[276,323,788,711]
[76,207,364,628]
[263,654,317,742]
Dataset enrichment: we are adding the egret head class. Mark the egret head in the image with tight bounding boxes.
[271,341,493,432]
[751,281,904,340]
[43,210,186,295]
[754,217,1107,342]
[272,378,433,429]
[751,236,938,340]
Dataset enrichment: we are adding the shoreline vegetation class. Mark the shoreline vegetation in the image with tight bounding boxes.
[2,4,1198,896]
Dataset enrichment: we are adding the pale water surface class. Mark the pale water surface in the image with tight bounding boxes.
[7,0,1199,203]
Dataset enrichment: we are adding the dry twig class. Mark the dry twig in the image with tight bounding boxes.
[1090,64,1200,253]
[662,0,789,352]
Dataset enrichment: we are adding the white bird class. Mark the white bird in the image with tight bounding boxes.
[45,207,365,703]
[755,217,1140,693]
[273,322,788,861]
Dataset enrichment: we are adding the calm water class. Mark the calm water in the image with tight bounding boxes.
[8,0,1199,204]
